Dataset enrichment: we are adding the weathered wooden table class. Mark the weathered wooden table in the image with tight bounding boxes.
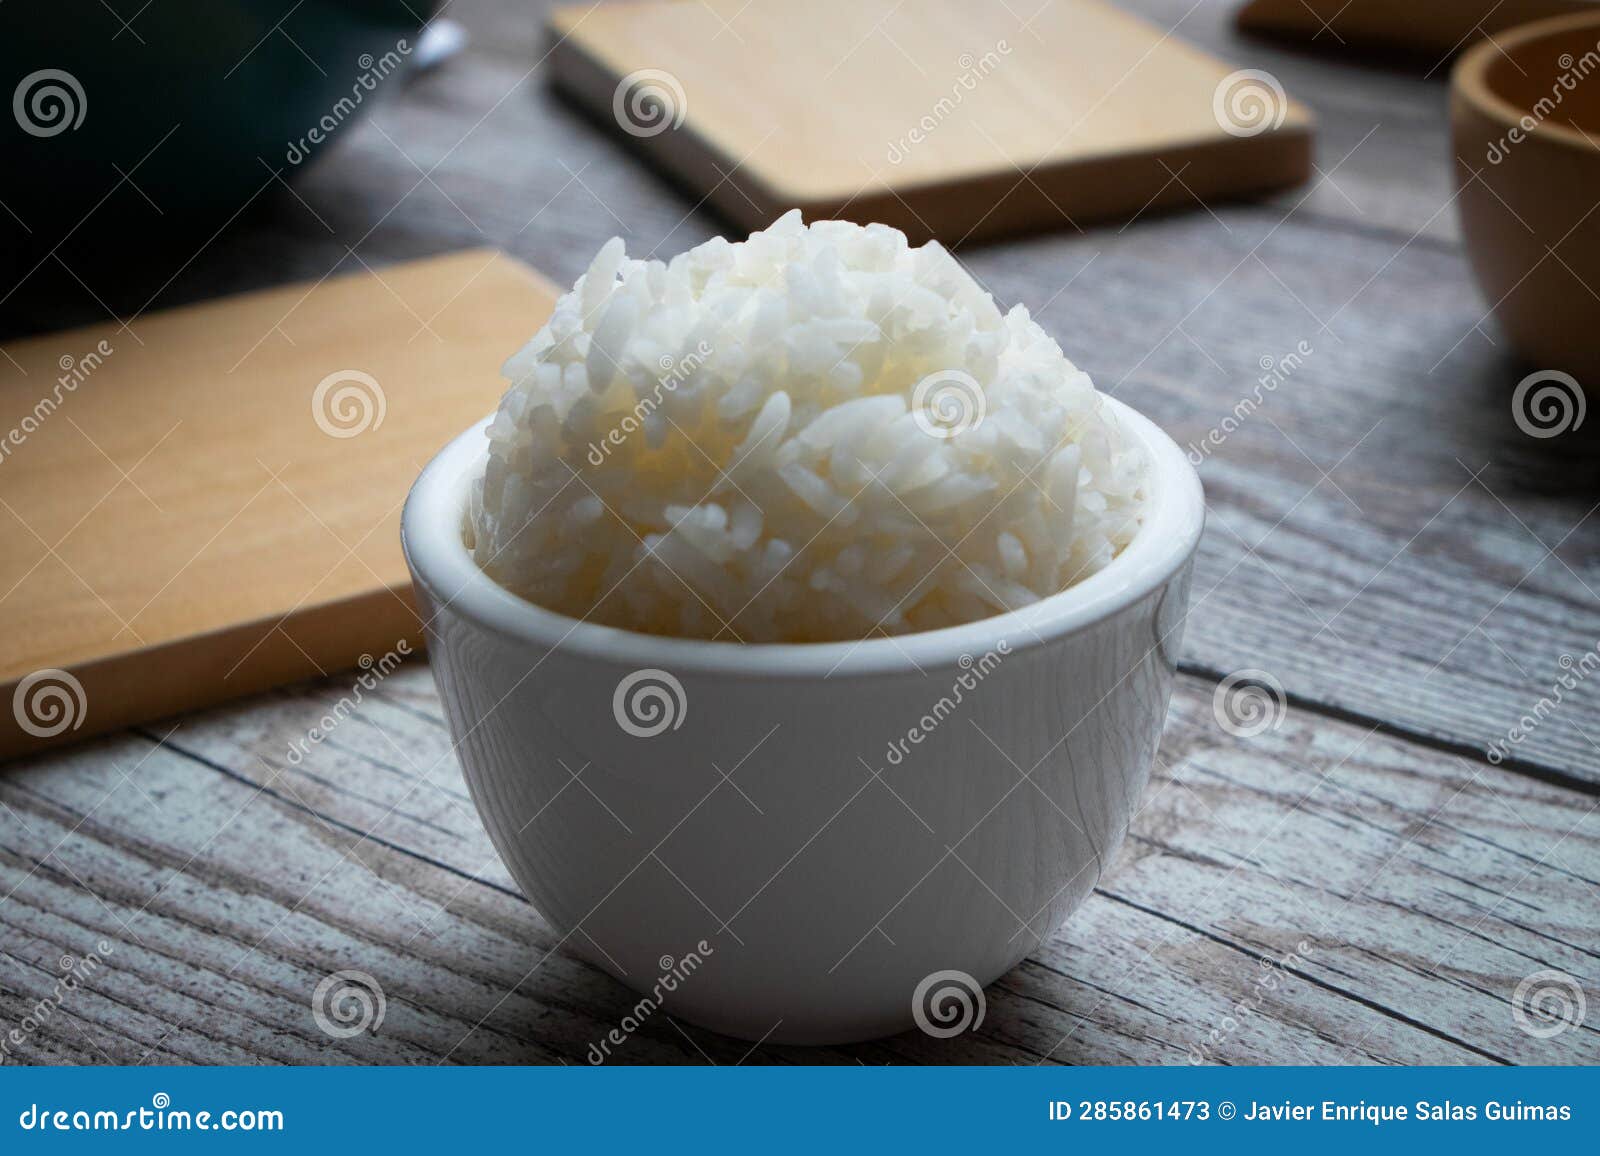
[2,0,1596,1065]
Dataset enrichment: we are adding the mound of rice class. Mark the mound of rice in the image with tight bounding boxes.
[469,211,1145,643]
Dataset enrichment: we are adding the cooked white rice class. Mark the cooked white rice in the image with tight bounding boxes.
[469,211,1145,643]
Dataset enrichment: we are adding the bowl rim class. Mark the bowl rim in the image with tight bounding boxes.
[400,395,1205,678]
[1453,10,1600,154]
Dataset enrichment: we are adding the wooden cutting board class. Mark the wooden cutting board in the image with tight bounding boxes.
[1236,0,1595,56]
[0,249,559,760]
[549,0,1313,244]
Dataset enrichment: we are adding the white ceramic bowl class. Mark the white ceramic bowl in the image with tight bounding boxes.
[401,397,1203,1046]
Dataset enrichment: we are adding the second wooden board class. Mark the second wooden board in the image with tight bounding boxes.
[0,250,559,760]
[549,0,1314,243]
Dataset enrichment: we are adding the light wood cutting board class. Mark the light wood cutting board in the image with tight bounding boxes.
[0,249,559,760]
[549,0,1314,244]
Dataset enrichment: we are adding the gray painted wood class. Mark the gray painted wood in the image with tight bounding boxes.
[0,0,1597,1064]
[3,0,1594,778]
[1,669,1594,1064]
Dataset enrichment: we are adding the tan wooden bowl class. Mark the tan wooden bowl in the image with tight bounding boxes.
[1452,11,1600,381]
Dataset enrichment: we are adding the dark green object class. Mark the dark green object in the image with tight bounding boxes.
[2,1,427,248]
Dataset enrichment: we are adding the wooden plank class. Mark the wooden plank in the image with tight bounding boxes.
[2,669,1592,1064]
[0,251,560,760]
[547,0,1312,244]
[1056,209,1600,783]
[1119,0,1466,244]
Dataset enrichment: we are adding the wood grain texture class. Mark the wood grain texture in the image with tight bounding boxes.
[0,251,558,760]
[547,0,1313,243]
[0,669,1593,1065]
[0,0,1597,1065]
[0,0,1588,779]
